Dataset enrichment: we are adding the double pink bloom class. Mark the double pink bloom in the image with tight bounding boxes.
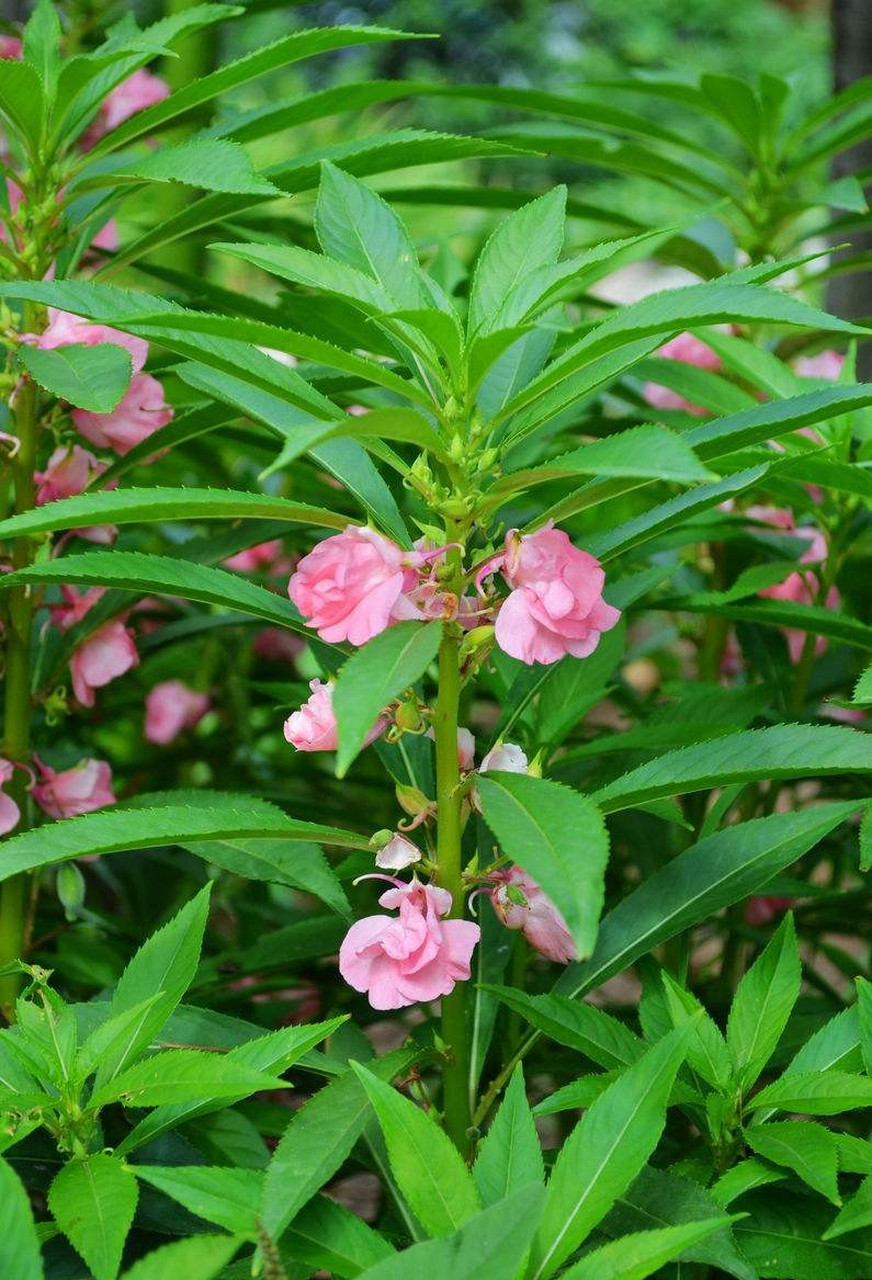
[339,879,480,1010]
[284,678,387,753]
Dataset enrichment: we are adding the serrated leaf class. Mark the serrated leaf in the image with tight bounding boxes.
[18,342,131,412]
[727,913,801,1088]
[89,1047,282,1109]
[120,1235,241,1280]
[0,1157,44,1280]
[749,1070,872,1115]
[736,1192,872,1279]
[468,187,566,335]
[49,1154,138,1280]
[284,1193,396,1277]
[133,1166,260,1233]
[480,986,643,1070]
[559,1218,734,1280]
[473,1065,544,1207]
[745,1121,840,1203]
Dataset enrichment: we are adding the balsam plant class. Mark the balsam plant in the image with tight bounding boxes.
[0,3,871,1278]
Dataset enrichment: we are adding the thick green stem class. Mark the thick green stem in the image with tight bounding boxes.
[0,370,39,1018]
[434,625,471,1153]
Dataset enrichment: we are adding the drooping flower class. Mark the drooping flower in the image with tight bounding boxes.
[339,879,479,1010]
[490,867,576,963]
[70,619,138,707]
[145,680,210,745]
[289,526,422,646]
[642,332,723,416]
[283,678,386,753]
[494,525,620,666]
[374,833,422,871]
[0,758,20,836]
[73,373,173,455]
[425,726,476,772]
[26,308,148,374]
[32,756,116,820]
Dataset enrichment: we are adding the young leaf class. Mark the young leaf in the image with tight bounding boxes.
[78,139,280,196]
[477,773,609,958]
[468,187,566,335]
[351,1060,481,1237]
[530,1028,691,1280]
[726,913,801,1088]
[333,622,442,776]
[660,972,732,1091]
[479,986,643,1070]
[284,1193,396,1276]
[744,1120,840,1203]
[49,1154,138,1280]
[558,1218,734,1280]
[473,1065,544,1207]
[0,1157,44,1280]
[120,1236,241,1280]
[748,1070,872,1115]
[17,342,132,412]
[133,1166,261,1233]
[824,1176,872,1241]
[89,1047,283,1109]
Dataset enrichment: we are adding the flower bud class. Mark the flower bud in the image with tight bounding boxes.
[394,699,424,733]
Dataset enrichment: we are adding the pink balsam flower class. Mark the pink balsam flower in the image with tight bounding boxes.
[491,867,577,964]
[35,444,104,505]
[0,36,22,59]
[70,619,138,707]
[49,585,105,634]
[0,758,20,836]
[494,525,620,666]
[32,757,116,819]
[480,742,528,775]
[375,833,422,871]
[289,525,422,646]
[284,678,385,753]
[759,572,839,663]
[28,308,148,374]
[643,332,722,416]
[73,373,173,455]
[795,351,844,381]
[145,680,209,745]
[425,726,476,772]
[339,879,479,1010]
[223,540,283,573]
[90,68,170,138]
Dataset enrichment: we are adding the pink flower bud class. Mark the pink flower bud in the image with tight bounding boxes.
[745,896,794,927]
[288,526,423,646]
[70,619,138,707]
[0,758,21,836]
[494,525,620,666]
[491,867,576,964]
[374,833,422,871]
[145,680,210,745]
[27,308,148,375]
[283,678,386,753]
[72,372,173,455]
[339,879,480,1010]
[32,757,116,820]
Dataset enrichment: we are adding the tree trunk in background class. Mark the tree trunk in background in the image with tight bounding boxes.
[828,0,872,373]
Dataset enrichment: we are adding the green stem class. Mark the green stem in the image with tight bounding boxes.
[0,367,39,1019]
[434,624,471,1153]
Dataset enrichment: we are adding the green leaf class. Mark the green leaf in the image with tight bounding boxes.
[284,1194,396,1277]
[95,885,211,1086]
[354,1187,545,1280]
[316,162,425,308]
[0,487,347,541]
[0,797,368,884]
[0,59,45,151]
[480,986,643,1070]
[710,1158,787,1208]
[477,773,609,958]
[333,622,442,776]
[726,914,801,1088]
[468,187,566,335]
[556,803,862,1001]
[559,1218,734,1280]
[530,1028,690,1280]
[49,1154,138,1280]
[260,1049,415,1242]
[749,1071,872,1115]
[593,727,872,813]
[687,384,872,460]
[0,1157,44,1280]
[23,0,61,102]
[213,240,396,312]
[89,1047,282,1109]
[120,1236,241,1280]
[744,1121,840,1203]
[91,139,279,195]
[17,342,132,413]
[535,622,626,746]
[660,972,732,1090]
[736,1192,872,1279]
[133,1166,260,1233]
[473,1065,544,1207]
[351,1060,481,1237]
[825,1176,872,1241]
[183,837,349,917]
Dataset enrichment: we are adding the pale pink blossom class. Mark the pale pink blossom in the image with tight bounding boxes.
[490,867,576,963]
[746,505,826,565]
[90,219,119,254]
[283,678,386,753]
[35,444,104,504]
[494,525,620,666]
[480,742,528,775]
[223,540,283,573]
[339,879,479,1010]
[289,526,423,646]
[73,372,173,455]
[375,833,422,871]
[795,351,844,381]
[70,619,138,707]
[27,308,148,375]
[0,758,20,836]
[0,36,22,59]
[643,332,722,416]
[49,585,105,633]
[145,680,210,745]
[759,572,839,663]
[93,69,170,135]
[32,756,116,819]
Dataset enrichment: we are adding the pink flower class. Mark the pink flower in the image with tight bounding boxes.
[0,758,20,836]
[145,680,210,745]
[746,505,826,565]
[0,36,22,59]
[643,332,722,416]
[27,308,148,375]
[49,585,105,633]
[70,619,138,707]
[425,726,476,772]
[375,833,422,871]
[494,526,620,666]
[490,867,576,963]
[95,69,170,135]
[283,678,386,753]
[759,572,839,663]
[795,351,844,381]
[73,373,173,455]
[289,526,422,646]
[253,628,304,663]
[223,540,283,573]
[339,879,480,1010]
[90,219,119,254]
[35,444,104,504]
[32,756,116,819]
[745,896,794,927]
[480,742,528,775]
